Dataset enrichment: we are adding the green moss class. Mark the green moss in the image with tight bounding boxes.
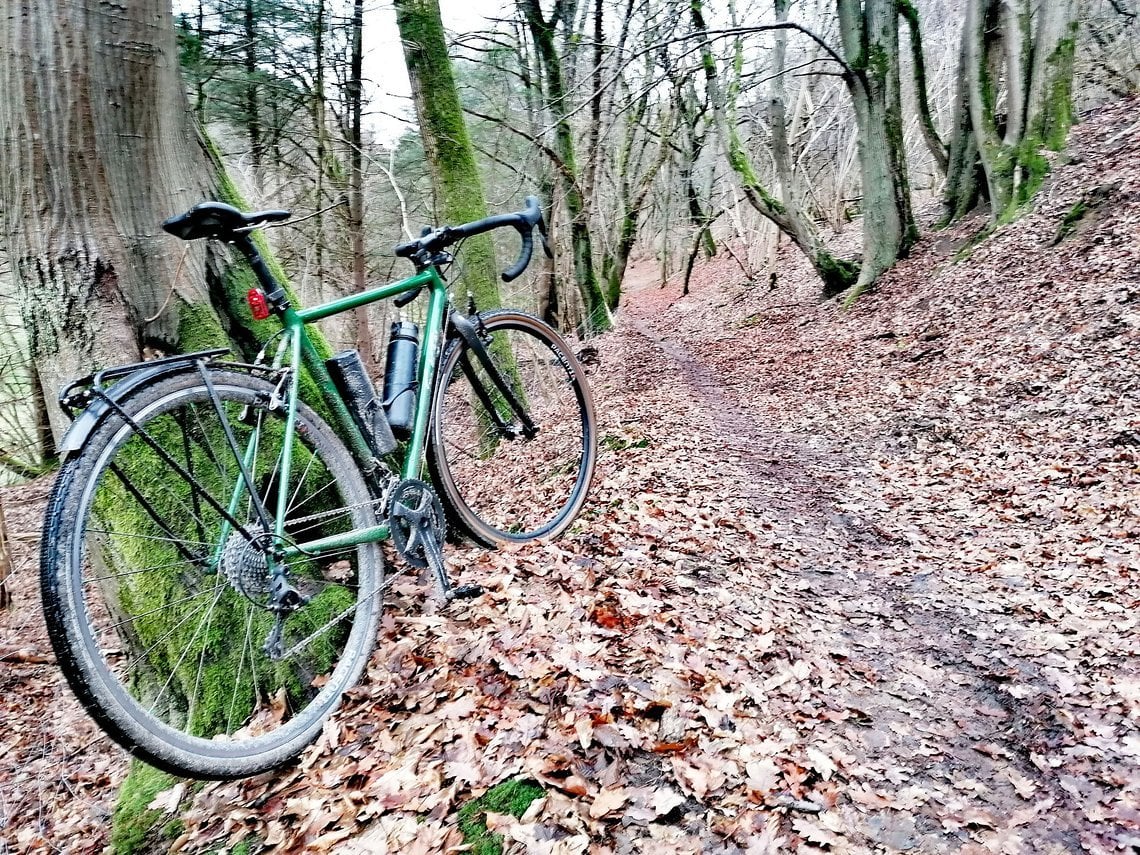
[1053,199,1088,245]
[725,133,786,217]
[1042,32,1077,151]
[111,761,179,855]
[458,779,545,855]
[176,302,230,354]
[394,0,501,312]
[818,252,860,298]
[1015,136,1051,206]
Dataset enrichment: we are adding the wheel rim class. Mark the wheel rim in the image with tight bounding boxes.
[434,321,592,541]
[66,380,379,763]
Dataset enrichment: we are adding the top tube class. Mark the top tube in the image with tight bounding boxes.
[295,269,439,325]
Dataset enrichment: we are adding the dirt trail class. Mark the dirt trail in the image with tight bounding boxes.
[614,247,1135,854]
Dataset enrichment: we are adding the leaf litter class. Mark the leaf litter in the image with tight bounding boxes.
[0,96,1138,853]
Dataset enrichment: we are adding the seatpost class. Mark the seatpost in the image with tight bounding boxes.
[232,234,291,312]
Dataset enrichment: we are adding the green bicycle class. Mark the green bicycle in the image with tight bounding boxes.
[39,196,597,779]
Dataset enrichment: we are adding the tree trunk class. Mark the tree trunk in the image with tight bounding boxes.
[348,0,377,369]
[951,0,1079,223]
[244,0,262,175]
[943,27,984,221]
[0,0,251,440]
[395,0,503,314]
[691,0,859,298]
[0,0,321,797]
[519,0,612,336]
[836,0,918,304]
[898,0,948,173]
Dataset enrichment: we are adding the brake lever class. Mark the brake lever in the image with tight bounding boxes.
[536,213,554,259]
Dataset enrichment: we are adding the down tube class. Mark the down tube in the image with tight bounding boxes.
[402,284,448,481]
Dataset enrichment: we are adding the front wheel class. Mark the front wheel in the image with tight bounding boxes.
[427,310,597,546]
[40,370,384,779]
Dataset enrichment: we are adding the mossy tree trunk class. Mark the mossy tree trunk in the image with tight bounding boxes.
[836,0,919,304]
[0,0,321,806]
[0,0,266,441]
[944,0,1079,222]
[519,0,613,336]
[898,0,948,173]
[690,0,860,299]
[600,64,673,311]
[395,0,503,314]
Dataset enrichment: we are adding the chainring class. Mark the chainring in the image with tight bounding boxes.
[387,479,446,568]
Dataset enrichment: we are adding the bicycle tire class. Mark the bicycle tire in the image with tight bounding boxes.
[426,310,597,546]
[41,370,383,779]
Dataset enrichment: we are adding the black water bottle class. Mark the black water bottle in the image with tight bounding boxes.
[383,321,419,436]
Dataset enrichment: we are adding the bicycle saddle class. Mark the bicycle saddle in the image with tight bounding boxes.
[162,201,291,241]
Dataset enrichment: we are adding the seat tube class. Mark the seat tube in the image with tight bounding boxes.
[274,320,305,538]
[233,234,290,308]
[401,274,448,481]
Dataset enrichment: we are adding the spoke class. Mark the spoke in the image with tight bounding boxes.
[88,557,211,583]
[128,589,228,674]
[148,580,226,720]
[188,401,235,481]
[228,606,261,736]
[86,528,215,548]
[102,586,219,634]
[287,443,322,517]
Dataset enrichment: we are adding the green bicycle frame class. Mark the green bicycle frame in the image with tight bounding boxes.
[237,266,451,562]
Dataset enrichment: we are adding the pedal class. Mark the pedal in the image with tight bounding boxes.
[448,584,484,600]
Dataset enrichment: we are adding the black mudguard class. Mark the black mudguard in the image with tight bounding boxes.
[56,348,230,460]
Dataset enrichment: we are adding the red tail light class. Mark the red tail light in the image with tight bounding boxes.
[247,288,270,320]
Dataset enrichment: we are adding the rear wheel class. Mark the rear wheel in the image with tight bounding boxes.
[41,370,383,779]
[427,311,597,546]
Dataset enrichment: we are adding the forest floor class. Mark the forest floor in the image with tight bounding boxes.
[2,97,1139,854]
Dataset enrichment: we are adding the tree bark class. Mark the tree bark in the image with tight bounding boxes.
[836,0,918,303]
[898,0,948,173]
[943,28,983,221]
[395,0,503,314]
[244,0,262,174]
[0,0,248,440]
[519,0,612,336]
[348,0,376,369]
[950,0,1079,222]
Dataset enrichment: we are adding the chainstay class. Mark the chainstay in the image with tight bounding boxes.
[276,572,394,661]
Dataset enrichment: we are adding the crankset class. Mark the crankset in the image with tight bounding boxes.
[387,479,482,601]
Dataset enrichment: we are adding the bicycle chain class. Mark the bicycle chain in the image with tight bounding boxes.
[253,472,405,660]
[275,472,399,532]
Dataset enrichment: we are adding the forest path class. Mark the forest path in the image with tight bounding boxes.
[611,249,1135,853]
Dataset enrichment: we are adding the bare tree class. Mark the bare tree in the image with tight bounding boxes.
[943,0,1080,221]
